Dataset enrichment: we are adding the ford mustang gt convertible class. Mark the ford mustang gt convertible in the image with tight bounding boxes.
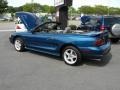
[9,12,111,66]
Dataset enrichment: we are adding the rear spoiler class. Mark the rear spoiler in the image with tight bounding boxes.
[84,30,108,37]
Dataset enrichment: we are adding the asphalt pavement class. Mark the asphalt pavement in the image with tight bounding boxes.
[0,22,15,30]
[0,22,120,90]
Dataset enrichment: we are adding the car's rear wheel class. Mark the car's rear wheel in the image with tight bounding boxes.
[14,38,25,52]
[62,46,82,66]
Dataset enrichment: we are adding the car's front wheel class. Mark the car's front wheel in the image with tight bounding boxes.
[14,38,25,52]
[62,46,82,66]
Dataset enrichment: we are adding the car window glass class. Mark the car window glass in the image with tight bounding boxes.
[104,18,120,25]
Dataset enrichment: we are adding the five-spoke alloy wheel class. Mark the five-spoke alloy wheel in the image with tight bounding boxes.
[14,38,25,52]
[62,46,82,66]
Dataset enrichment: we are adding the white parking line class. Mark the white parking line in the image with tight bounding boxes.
[0,29,15,32]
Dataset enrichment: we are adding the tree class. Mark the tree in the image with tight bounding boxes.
[94,5,108,15]
[32,3,42,13]
[42,5,50,13]
[49,6,55,14]
[41,5,56,14]
[22,3,33,12]
[0,0,8,14]
[69,7,77,15]
[14,6,23,12]
[8,3,56,14]
[7,6,15,13]
[78,6,94,14]
[109,7,120,15]
[22,3,42,13]
[7,6,15,20]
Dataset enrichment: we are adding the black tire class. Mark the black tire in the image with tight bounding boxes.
[62,46,82,66]
[14,38,25,52]
[110,38,119,43]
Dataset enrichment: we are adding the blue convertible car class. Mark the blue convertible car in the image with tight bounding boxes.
[9,12,111,65]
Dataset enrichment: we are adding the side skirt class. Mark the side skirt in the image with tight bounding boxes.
[25,47,60,56]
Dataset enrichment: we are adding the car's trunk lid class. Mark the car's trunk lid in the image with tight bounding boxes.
[83,31,109,43]
[83,31,107,36]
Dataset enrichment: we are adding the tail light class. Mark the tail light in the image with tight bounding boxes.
[100,25,105,31]
[95,39,105,46]
[16,25,21,29]
[100,16,105,31]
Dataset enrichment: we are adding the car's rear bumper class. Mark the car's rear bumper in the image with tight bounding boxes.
[83,46,111,59]
[79,41,111,59]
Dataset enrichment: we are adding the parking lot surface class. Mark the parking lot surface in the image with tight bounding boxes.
[0,22,120,90]
[0,22,15,30]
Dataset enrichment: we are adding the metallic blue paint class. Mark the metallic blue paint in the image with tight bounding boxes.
[10,31,111,59]
[10,12,111,59]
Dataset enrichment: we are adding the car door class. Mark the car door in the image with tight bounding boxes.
[28,33,58,53]
[25,22,61,55]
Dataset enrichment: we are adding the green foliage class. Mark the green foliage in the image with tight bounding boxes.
[49,6,55,14]
[7,6,15,13]
[42,5,55,14]
[14,6,23,12]
[32,3,42,13]
[17,3,55,14]
[78,5,120,15]
[94,5,108,15]
[0,0,8,14]
[78,6,94,14]
[69,7,77,14]
[109,7,120,15]
[6,3,120,15]
[42,5,50,13]
[22,3,42,13]
[22,3,34,12]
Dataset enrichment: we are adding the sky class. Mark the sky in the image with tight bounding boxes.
[7,0,120,9]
